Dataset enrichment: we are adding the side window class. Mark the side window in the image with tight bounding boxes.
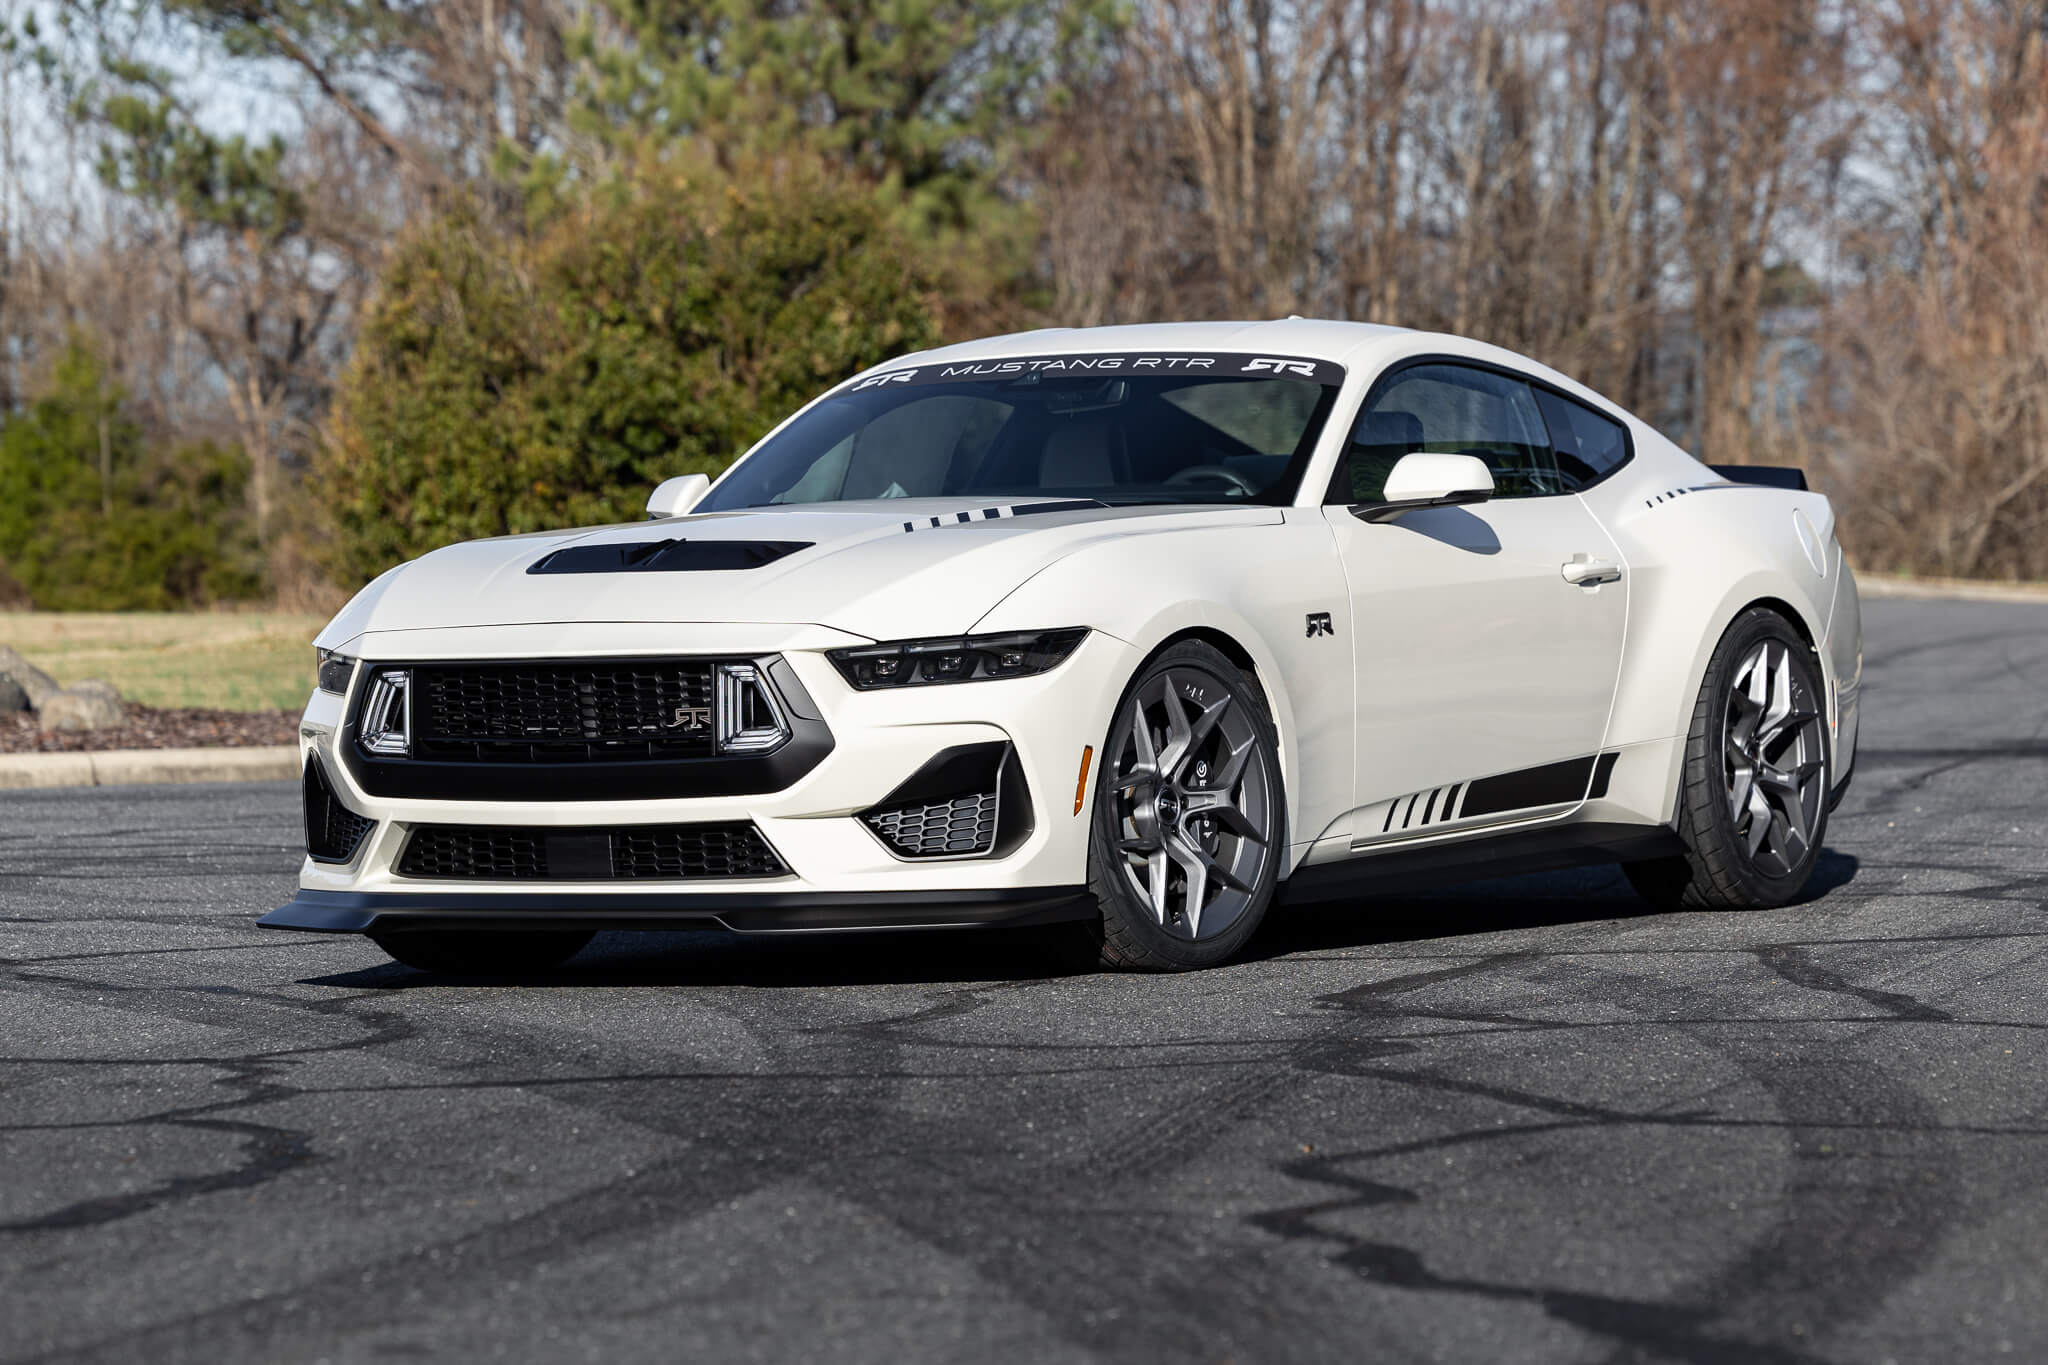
[1533,388,1631,490]
[1330,363,1565,502]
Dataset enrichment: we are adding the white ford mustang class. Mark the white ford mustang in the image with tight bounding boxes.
[264,320,1861,973]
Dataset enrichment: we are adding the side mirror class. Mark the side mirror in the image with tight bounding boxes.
[1351,453,1493,523]
[646,473,711,520]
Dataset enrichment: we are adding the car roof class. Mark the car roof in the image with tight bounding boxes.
[900,318,1412,370]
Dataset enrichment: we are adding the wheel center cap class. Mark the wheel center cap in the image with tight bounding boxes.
[1153,787,1183,827]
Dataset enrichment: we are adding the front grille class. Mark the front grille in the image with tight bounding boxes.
[406,661,719,762]
[397,822,786,881]
[304,759,376,863]
[864,792,1000,858]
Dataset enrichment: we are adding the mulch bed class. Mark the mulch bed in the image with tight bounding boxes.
[0,702,299,753]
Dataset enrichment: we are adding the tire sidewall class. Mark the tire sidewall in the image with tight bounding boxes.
[1087,642,1287,969]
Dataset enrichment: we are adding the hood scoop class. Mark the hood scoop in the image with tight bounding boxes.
[528,538,812,575]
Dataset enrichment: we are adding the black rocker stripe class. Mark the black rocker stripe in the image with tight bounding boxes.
[1460,752,1619,820]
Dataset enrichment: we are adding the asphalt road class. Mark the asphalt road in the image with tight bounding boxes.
[3,596,2045,1364]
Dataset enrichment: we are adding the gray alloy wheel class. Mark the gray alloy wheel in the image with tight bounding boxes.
[1723,638,1829,878]
[1078,641,1285,971]
[1626,607,1830,910]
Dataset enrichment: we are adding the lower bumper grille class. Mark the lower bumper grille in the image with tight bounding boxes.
[865,792,1000,858]
[396,822,786,881]
[860,742,1031,860]
[304,759,377,863]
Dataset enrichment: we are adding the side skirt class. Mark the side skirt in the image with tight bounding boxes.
[1281,821,1684,906]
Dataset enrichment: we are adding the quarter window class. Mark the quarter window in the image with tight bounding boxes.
[1533,388,1632,489]
[1332,363,1567,502]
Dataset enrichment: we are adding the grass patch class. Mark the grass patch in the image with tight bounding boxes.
[0,612,324,711]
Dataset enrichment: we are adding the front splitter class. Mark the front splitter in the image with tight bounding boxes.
[260,886,1096,936]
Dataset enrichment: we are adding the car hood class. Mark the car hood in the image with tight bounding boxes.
[317,499,1283,647]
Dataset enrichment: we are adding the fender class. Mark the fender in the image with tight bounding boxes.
[970,509,1354,870]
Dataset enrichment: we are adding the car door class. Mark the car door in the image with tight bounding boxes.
[1321,360,1628,843]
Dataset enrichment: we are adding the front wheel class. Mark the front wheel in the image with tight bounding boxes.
[1073,641,1287,971]
[1626,607,1831,910]
[369,930,595,975]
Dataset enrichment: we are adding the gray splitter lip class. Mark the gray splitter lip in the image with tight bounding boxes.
[260,885,1096,936]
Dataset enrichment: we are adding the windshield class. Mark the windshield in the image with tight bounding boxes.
[698,352,1345,512]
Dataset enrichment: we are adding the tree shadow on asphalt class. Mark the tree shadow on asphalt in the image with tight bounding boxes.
[302,848,1859,992]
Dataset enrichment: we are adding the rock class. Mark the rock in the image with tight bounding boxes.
[0,675,26,713]
[67,678,122,705]
[39,686,127,732]
[0,644,59,709]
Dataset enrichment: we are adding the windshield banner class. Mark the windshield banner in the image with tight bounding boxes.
[838,352,1347,394]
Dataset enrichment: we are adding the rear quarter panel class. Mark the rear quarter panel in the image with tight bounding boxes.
[1590,439,1850,823]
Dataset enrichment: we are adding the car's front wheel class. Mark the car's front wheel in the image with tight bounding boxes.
[1074,641,1286,971]
[1626,607,1831,910]
[369,930,595,975]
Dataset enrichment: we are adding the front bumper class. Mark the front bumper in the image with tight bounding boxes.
[274,621,1132,932]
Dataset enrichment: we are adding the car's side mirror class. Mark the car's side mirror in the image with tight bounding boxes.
[647,473,711,519]
[1351,453,1494,523]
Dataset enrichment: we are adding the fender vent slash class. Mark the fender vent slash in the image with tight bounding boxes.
[304,758,377,863]
[397,822,787,881]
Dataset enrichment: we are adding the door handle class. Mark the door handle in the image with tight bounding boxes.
[1561,556,1623,586]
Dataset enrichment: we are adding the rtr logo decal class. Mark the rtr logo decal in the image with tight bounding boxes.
[1244,357,1319,378]
[851,369,916,391]
[668,705,713,731]
[1306,612,1334,638]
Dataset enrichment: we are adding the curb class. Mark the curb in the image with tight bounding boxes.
[0,745,299,791]
[1858,575,2048,604]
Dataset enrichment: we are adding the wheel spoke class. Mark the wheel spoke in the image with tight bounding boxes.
[1202,734,1256,796]
[1128,693,1160,772]
[1181,693,1233,774]
[1762,645,1793,738]
[1727,763,1756,825]
[1211,799,1265,843]
[1156,675,1195,772]
[1144,848,1170,925]
[1744,785,1772,857]
[1172,842,1207,938]
[1115,763,1159,795]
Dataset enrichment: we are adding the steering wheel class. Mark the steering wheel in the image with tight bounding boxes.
[1164,464,1261,497]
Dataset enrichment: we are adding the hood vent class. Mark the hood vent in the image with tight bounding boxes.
[528,538,811,575]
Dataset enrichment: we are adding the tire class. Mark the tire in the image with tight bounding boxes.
[1070,640,1287,971]
[1625,607,1831,910]
[369,929,595,975]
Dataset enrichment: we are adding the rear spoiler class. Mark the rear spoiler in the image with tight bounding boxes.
[1709,464,1808,491]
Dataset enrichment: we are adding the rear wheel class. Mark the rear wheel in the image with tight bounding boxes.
[369,930,594,975]
[1073,641,1286,971]
[1626,608,1830,909]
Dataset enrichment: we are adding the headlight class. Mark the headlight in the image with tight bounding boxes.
[315,649,356,695]
[829,629,1088,690]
